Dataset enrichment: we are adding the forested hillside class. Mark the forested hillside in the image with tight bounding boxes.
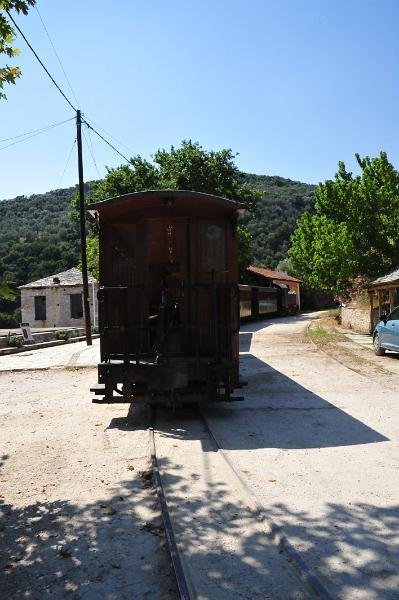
[0,175,315,325]
[0,186,83,325]
[244,174,316,267]
[0,187,82,286]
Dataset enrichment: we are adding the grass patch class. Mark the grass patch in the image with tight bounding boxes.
[308,323,339,345]
[309,325,329,338]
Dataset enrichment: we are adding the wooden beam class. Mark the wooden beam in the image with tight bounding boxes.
[369,291,374,333]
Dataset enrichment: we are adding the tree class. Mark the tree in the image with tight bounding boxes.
[81,140,260,278]
[0,1,36,100]
[289,152,399,294]
[0,280,15,300]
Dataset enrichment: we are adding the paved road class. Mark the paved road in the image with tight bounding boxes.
[0,338,100,371]
[203,313,399,599]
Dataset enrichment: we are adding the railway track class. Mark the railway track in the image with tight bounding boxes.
[148,405,333,600]
[148,417,193,600]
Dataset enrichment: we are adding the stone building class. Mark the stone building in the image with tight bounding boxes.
[19,268,98,328]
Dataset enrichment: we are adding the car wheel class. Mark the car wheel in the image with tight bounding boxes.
[373,333,386,356]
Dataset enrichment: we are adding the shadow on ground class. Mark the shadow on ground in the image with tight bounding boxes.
[0,451,176,599]
[155,352,387,450]
[157,447,399,599]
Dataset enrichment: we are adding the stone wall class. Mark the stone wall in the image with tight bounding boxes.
[21,284,98,328]
[341,306,371,333]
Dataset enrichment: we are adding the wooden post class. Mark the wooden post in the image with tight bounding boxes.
[377,289,383,319]
[369,291,374,333]
[389,288,395,313]
[76,110,92,346]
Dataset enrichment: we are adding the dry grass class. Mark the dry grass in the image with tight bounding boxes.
[308,313,394,379]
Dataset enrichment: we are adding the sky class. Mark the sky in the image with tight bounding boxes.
[1,0,399,199]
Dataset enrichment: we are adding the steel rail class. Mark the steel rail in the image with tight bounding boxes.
[148,411,192,600]
[198,408,334,600]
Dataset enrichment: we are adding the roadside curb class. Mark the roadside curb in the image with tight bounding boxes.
[0,334,100,357]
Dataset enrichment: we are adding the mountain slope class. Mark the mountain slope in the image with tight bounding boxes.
[244,174,316,267]
[0,176,316,323]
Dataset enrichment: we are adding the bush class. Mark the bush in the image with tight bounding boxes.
[0,311,17,328]
[7,334,23,348]
[55,330,70,341]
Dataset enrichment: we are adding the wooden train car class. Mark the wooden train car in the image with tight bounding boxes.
[238,284,299,319]
[88,190,244,406]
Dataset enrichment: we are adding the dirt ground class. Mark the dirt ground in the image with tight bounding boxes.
[204,313,399,599]
[308,311,399,385]
[2,313,399,599]
[0,368,177,599]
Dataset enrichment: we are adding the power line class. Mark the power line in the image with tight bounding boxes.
[83,125,101,178]
[84,115,134,154]
[6,11,133,167]
[34,5,80,108]
[0,117,74,143]
[6,9,77,112]
[83,119,132,164]
[0,118,75,151]
[58,137,77,188]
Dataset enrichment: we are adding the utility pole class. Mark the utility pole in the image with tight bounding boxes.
[76,109,92,346]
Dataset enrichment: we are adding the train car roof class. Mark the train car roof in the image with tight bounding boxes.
[87,189,244,219]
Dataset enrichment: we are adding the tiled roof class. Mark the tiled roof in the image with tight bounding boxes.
[368,267,399,288]
[19,268,97,289]
[247,266,302,284]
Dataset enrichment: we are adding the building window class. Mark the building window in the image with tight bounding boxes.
[70,293,83,319]
[34,296,46,320]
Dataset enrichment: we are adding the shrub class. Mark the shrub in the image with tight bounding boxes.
[0,312,17,328]
[7,334,23,348]
[55,330,70,341]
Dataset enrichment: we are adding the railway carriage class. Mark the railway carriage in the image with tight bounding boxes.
[88,189,244,406]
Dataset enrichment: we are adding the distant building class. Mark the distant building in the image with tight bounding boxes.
[246,266,302,311]
[19,268,98,328]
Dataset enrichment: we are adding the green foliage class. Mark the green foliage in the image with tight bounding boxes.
[0,280,15,300]
[90,156,159,202]
[309,325,328,339]
[0,310,16,327]
[55,330,70,341]
[85,236,99,280]
[6,333,22,347]
[0,185,81,318]
[89,140,261,213]
[76,141,262,276]
[289,152,399,294]
[237,225,252,281]
[0,1,36,99]
[0,157,316,323]
[243,174,315,267]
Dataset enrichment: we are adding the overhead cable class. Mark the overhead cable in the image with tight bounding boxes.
[5,11,132,167]
[83,120,132,164]
[34,5,81,108]
[0,117,74,143]
[84,115,133,154]
[58,137,77,187]
[0,117,75,151]
[83,125,101,178]
[6,9,77,112]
